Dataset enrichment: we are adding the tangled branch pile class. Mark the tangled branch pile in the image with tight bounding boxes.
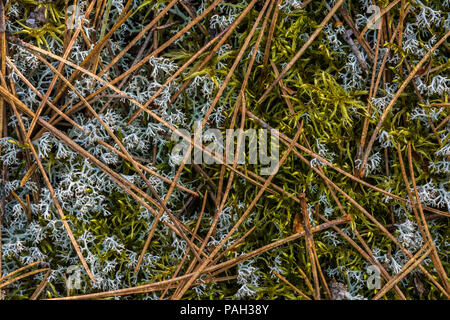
[0,0,449,300]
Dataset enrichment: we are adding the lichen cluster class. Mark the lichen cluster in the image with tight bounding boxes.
[0,0,448,300]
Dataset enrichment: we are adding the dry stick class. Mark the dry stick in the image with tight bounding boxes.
[129,15,269,272]
[127,0,258,124]
[26,0,96,139]
[270,61,295,113]
[362,214,446,233]
[7,55,201,214]
[396,0,406,79]
[325,1,368,71]
[51,275,237,300]
[0,127,186,250]
[4,67,192,212]
[173,122,305,299]
[217,91,247,209]
[51,0,134,105]
[214,98,242,208]
[353,227,406,299]
[126,27,227,125]
[215,0,274,232]
[10,191,29,218]
[178,0,210,38]
[100,20,184,114]
[247,112,448,296]
[98,30,155,114]
[240,168,303,203]
[361,5,411,146]
[198,216,348,288]
[383,0,392,46]
[311,218,331,299]
[48,217,350,300]
[257,0,282,91]
[296,266,315,295]
[195,0,269,145]
[34,54,204,264]
[436,114,450,131]
[0,260,44,283]
[20,162,37,187]
[316,212,406,300]
[8,68,41,205]
[385,147,395,224]
[175,183,206,217]
[257,0,345,104]
[5,58,85,132]
[407,143,449,293]
[246,109,450,217]
[0,1,6,295]
[6,58,157,211]
[301,134,398,299]
[272,271,311,300]
[273,59,324,300]
[174,115,299,294]
[1,85,96,284]
[99,0,222,81]
[300,143,448,297]
[133,139,203,275]
[429,102,450,107]
[30,269,51,300]
[198,216,352,285]
[359,4,413,166]
[210,225,257,266]
[357,17,382,163]
[358,5,411,159]
[262,0,281,69]
[192,164,217,192]
[205,231,264,282]
[164,0,261,110]
[98,141,198,196]
[293,141,447,297]
[33,3,243,142]
[300,132,404,299]
[338,7,373,59]
[0,268,50,290]
[266,62,312,201]
[160,190,208,299]
[210,90,246,241]
[373,244,432,300]
[14,39,373,213]
[97,0,179,78]
[93,0,107,30]
[418,63,448,77]
[58,1,115,98]
[0,0,6,138]
[170,93,247,297]
[299,194,320,300]
[359,31,450,177]
[171,0,274,296]
[25,194,31,221]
